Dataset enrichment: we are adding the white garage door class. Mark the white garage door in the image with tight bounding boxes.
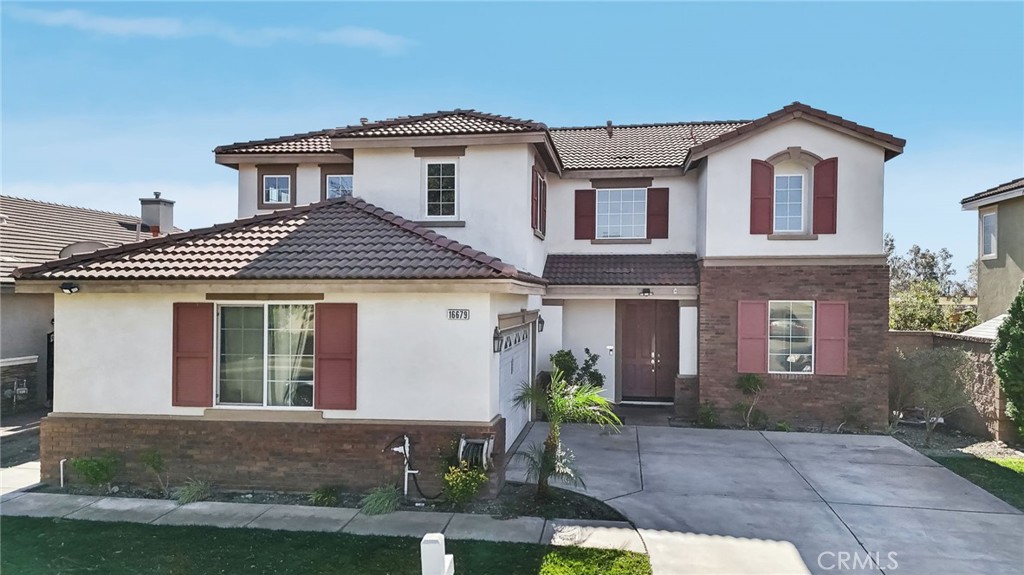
[499,327,532,451]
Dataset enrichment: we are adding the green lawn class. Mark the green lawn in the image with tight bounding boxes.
[0,516,651,575]
[932,456,1024,511]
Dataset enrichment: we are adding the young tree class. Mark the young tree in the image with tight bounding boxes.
[889,280,946,331]
[993,281,1024,437]
[894,347,972,444]
[512,367,620,500]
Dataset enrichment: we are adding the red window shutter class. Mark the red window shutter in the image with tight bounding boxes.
[737,301,768,373]
[539,179,547,235]
[172,302,213,407]
[315,303,358,410]
[816,301,848,375]
[574,189,596,240]
[750,159,774,234]
[647,187,669,239]
[531,171,540,231]
[813,157,838,234]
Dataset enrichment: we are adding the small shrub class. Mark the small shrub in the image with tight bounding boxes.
[139,449,171,498]
[442,461,488,506]
[775,420,792,432]
[735,374,766,428]
[177,478,211,505]
[71,455,118,491]
[360,485,401,515]
[837,404,865,433]
[892,346,973,444]
[696,401,720,428]
[888,350,918,433]
[308,486,340,507]
[550,348,606,388]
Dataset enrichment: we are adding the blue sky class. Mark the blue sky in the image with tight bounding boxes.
[3,2,1022,277]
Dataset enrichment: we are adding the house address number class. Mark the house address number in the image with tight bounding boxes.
[447,309,470,320]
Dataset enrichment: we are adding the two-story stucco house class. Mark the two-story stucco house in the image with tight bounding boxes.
[960,177,1024,324]
[16,102,905,492]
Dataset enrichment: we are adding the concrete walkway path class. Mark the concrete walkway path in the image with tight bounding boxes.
[0,490,646,554]
[508,423,1024,575]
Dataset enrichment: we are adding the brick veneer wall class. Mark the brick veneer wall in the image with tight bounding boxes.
[890,331,1017,444]
[698,263,889,430]
[41,415,506,496]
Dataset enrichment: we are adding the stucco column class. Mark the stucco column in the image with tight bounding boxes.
[679,306,698,376]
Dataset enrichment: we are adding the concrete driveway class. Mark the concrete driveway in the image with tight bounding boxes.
[508,424,1024,575]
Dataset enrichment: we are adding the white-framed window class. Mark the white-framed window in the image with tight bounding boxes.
[216,303,315,408]
[326,174,354,199]
[263,175,291,205]
[768,300,815,374]
[596,188,646,239]
[981,209,997,259]
[774,174,804,233]
[425,162,457,217]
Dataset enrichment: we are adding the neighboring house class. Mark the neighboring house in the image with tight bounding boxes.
[961,177,1024,322]
[16,102,905,492]
[0,194,175,413]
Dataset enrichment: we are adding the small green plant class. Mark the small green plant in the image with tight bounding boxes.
[308,486,340,507]
[360,485,401,515]
[736,374,766,428]
[550,348,606,388]
[696,401,720,428]
[139,449,171,498]
[176,478,211,505]
[442,461,488,507]
[775,420,792,432]
[71,455,118,492]
[837,403,865,433]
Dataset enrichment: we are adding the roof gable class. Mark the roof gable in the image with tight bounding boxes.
[14,197,544,285]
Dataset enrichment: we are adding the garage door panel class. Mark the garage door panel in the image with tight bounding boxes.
[499,327,532,451]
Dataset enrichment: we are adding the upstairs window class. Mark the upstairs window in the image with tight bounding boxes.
[773,175,804,233]
[596,188,646,239]
[326,175,354,199]
[981,209,997,258]
[425,162,456,217]
[263,175,291,205]
[532,168,547,235]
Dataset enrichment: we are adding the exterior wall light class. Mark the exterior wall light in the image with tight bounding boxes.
[639,288,653,297]
[59,282,80,294]
[492,327,503,353]
[537,315,545,333]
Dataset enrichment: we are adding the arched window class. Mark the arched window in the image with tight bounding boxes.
[766,148,821,234]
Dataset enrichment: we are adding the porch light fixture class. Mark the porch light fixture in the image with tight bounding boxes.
[492,327,503,353]
[59,282,79,294]
[639,288,653,297]
[537,315,545,333]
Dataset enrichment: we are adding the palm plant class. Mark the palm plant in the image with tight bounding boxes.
[512,367,620,499]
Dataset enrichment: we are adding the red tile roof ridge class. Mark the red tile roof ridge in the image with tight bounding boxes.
[332,109,547,136]
[550,119,751,131]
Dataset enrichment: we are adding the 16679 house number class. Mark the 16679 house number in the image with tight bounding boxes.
[447,309,470,320]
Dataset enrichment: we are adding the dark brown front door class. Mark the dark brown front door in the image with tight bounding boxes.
[619,300,680,401]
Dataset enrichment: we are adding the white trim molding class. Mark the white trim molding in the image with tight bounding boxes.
[0,355,39,367]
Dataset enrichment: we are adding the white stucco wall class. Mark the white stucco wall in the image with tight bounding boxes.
[545,174,699,255]
[679,306,697,376]
[536,304,563,371]
[560,299,617,393]
[237,163,326,220]
[54,291,523,423]
[238,165,258,218]
[296,164,321,206]
[702,118,886,257]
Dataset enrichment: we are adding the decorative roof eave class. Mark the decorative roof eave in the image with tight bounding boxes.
[681,102,906,173]
[960,177,1024,210]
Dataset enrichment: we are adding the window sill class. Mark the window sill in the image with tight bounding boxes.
[980,253,997,261]
[414,220,466,228]
[534,229,546,240]
[767,233,818,241]
[203,408,324,422]
[591,238,652,245]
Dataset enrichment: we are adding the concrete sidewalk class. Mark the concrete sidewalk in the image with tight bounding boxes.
[0,491,646,553]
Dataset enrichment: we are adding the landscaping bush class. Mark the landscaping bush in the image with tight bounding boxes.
[888,350,918,433]
[308,486,340,507]
[994,281,1024,439]
[139,449,171,498]
[177,478,211,505]
[360,485,401,515]
[550,348,606,388]
[442,462,488,506]
[735,374,765,428]
[696,401,719,428]
[71,455,118,491]
[774,420,792,432]
[892,347,972,444]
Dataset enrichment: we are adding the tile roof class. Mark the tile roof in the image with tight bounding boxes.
[332,110,547,138]
[543,254,698,286]
[15,197,545,285]
[549,122,748,170]
[684,102,906,163]
[213,130,334,154]
[960,177,1024,206]
[959,314,1007,342]
[0,196,158,283]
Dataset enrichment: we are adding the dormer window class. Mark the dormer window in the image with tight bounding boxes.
[425,162,457,217]
[263,175,291,205]
[774,174,805,233]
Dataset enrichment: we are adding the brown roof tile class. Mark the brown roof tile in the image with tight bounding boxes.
[543,254,698,286]
[0,196,164,283]
[214,130,334,154]
[550,121,748,170]
[960,176,1024,206]
[15,198,545,285]
[332,110,547,138]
